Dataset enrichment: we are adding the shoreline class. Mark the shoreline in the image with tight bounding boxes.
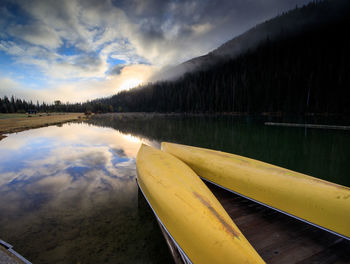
[0,113,89,141]
[89,112,350,120]
[1,111,349,141]
[91,111,349,117]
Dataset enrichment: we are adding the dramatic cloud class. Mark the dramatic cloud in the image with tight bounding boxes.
[0,0,311,102]
[8,23,62,49]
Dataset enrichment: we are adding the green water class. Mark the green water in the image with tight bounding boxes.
[0,114,349,264]
[89,114,350,187]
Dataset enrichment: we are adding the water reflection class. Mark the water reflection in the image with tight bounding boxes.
[87,114,350,187]
[1,115,349,263]
[0,123,170,264]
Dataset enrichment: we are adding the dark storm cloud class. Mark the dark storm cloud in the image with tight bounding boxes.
[0,0,312,68]
[114,0,312,53]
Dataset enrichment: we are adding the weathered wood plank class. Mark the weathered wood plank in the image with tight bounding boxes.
[206,181,350,264]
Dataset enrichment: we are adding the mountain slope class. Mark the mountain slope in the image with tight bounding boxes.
[155,0,350,81]
[89,0,350,115]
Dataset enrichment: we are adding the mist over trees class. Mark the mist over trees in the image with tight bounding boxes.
[95,0,350,115]
[156,0,350,81]
[1,0,349,115]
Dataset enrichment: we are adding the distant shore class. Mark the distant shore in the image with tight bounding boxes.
[0,113,89,141]
[89,111,348,120]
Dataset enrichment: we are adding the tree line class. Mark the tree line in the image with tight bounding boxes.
[0,96,113,113]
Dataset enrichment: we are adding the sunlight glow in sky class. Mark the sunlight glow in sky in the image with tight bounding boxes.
[0,0,310,103]
[120,79,143,91]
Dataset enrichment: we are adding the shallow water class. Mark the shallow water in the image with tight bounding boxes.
[0,115,349,263]
[0,122,169,263]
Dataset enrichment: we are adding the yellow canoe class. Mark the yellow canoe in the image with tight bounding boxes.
[162,142,350,240]
[136,144,264,264]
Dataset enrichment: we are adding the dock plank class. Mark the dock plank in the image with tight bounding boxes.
[206,181,350,264]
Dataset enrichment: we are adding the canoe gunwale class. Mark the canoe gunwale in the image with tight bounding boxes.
[136,178,192,264]
[0,239,32,264]
[201,177,350,241]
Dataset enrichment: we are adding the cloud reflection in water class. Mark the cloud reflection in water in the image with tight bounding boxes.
[0,122,163,263]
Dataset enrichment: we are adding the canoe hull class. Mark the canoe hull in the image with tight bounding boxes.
[136,144,265,264]
[162,142,350,240]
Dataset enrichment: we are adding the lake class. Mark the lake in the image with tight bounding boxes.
[0,114,349,263]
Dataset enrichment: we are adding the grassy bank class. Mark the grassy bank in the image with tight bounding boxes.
[0,113,89,140]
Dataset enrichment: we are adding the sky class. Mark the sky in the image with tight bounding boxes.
[0,0,311,103]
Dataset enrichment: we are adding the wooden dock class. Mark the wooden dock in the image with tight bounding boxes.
[159,181,350,263]
[207,182,350,263]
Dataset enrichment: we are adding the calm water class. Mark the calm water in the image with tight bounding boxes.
[0,122,169,263]
[0,114,349,263]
